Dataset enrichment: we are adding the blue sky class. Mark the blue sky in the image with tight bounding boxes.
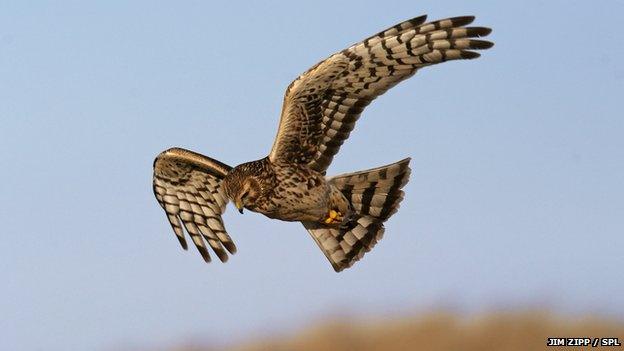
[1,1,623,350]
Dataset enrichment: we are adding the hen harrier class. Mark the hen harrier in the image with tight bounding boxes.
[153,14,493,271]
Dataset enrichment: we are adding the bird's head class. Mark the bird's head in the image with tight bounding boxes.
[223,162,264,214]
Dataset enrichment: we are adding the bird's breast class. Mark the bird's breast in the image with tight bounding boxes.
[254,166,330,222]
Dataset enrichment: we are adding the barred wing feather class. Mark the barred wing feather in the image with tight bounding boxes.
[152,148,236,263]
[269,15,493,173]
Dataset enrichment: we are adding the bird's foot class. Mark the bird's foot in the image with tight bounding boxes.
[323,209,343,224]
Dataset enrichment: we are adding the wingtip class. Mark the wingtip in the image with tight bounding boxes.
[214,248,230,263]
[455,15,476,26]
[461,51,481,60]
[470,39,495,50]
[196,246,212,263]
[411,14,428,26]
[224,242,237,255]
[176,235,189,250]
[479,27,493,36]
[217,254,229,263]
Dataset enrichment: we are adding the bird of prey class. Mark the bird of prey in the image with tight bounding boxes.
[153,14,493,272]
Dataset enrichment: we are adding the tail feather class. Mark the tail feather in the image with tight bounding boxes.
[303,158,411,272]
[333,158,410,220]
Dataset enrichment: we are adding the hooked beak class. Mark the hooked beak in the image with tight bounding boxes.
[235,200,244,214]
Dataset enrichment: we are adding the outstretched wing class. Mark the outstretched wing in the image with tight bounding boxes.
[269,15,493,172]
[152,147,236,263]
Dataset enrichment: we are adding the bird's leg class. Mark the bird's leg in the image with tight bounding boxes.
[323,209,343,224]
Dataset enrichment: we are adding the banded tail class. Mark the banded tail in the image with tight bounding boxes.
[303,158,411,272]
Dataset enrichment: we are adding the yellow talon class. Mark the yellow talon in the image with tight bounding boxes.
[324,210,342,224]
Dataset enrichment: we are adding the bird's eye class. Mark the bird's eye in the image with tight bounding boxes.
[241,189,250,200]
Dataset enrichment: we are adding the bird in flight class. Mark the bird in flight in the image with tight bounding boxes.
[153,14,493,272]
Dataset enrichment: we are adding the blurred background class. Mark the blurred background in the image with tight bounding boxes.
[1,1,623,350]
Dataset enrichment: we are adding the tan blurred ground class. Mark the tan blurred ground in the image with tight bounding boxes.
[169,311,624,351]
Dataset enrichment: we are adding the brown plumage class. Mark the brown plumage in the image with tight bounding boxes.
[153,14,493,271]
